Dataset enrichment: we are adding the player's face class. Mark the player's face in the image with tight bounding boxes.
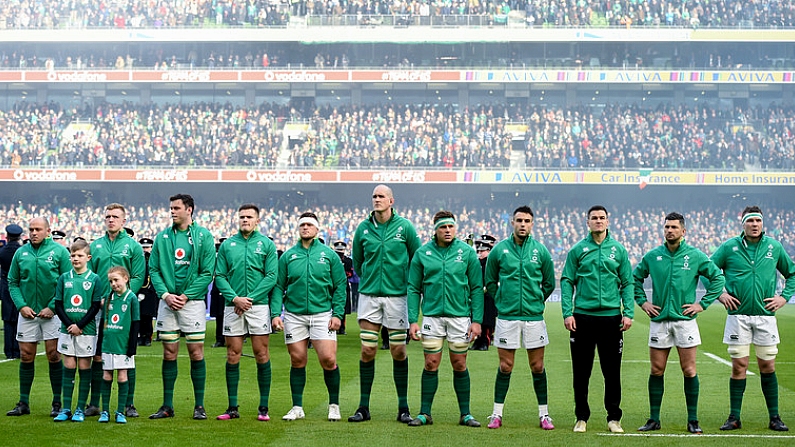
[170,199,192,227]
[743,215,763,239]
[435,223,456,246]
[28,218,49,246]
[299,222,318,241]
[512,212,534,239]
[587,210,608,234]
[664,220,685,244]
[238,209,260,235]
[104,208,126,233]
[108,272,129,294]
[70,249,90,270]
[371,186,394,213]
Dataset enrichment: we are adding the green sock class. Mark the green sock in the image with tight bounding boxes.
[76,368,91,410]
[393,358,409,409]
[190,359,206,407]
[532,370,548,406]
[761,372,779,418]
[125,368,136,406]
[494,368,511,404]
[101,379,112,412]
[62,367,77,410]
[226,362,240,407]
[257,361,272,408]
[324,366,341,405]
[453,369,471,416]
[49,360,63,404]
[729,377,747,418]
[116,381,129,414]
[162,359,178,408]
[648,374,664,422]
[359,359,375,407]
[19,362,35,404]
[89,360,103,407]
[290,367,306,407]
[684,375,699,421]
[420,369,438,416]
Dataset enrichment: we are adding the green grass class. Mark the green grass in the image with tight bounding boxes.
[1,304,794,446]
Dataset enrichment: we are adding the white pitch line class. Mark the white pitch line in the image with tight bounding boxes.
[0,352,44,364]
[704,351,755,376]
[599,433,795,438]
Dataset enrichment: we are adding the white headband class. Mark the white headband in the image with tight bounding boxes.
[298,216,319,229]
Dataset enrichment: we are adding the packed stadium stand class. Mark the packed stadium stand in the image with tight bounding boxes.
[1,0,795,262]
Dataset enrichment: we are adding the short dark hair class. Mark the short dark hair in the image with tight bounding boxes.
[741,205,762,217]
[665,212,685,226]
[239,203,260,215]
[587,205,608,218]
[70,239,90,254]
[170,194,195,213]
[299,211,318,221]
[432,210,455,223]
[513,206,534,217]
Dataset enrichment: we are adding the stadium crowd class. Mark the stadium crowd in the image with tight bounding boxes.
[1,100,793,171]
[0,0,793,29]
[3,200,794,277]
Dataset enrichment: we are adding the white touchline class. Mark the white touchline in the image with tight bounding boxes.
[599,433,795,438]
[703,352,756,376]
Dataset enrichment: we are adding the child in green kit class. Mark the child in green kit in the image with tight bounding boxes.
[53,240,103,422]
[98,266,139,424]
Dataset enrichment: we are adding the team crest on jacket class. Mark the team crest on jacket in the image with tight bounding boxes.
[71,295,82,306]
[682,255,691,270]
[83,281,92,290]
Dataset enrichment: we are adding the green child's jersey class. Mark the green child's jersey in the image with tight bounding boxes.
[101,289,140,356]
[55,269,103,335]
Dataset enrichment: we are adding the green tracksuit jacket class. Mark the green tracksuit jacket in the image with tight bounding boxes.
[710,232,795,316]
[352,210,421,297]
[149,222,216,300]
[407,238,484,324]
[560,231,634,319]
[273,239,347,319]
[633,240,725,321]
[214,230,278,306]
[8,237,71,313]
[89,230,146,296]
[485,235,555,321]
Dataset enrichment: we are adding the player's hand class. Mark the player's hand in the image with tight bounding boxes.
[718,292,740,310]
[409,323,421,341]
[467,322,482,342]
[620,317,633,331]
[67,324,82,336]
[641,301,661,317]
[681,302,704,316]
[271,317,284,332]
[564,316,576,332]
[38,307,55,319]
[233,296,252,315]
[19,306,36,319]
[328,317,341,331]
[764,295,787,312]
[165,294,185,311]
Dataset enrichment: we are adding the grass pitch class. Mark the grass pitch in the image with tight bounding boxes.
[1,303,794,446]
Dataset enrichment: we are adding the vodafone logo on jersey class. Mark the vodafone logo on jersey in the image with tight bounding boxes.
[71,295,82,306]
[174,247,190,265]
[111,314,120,324]
[175,248,186,259]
